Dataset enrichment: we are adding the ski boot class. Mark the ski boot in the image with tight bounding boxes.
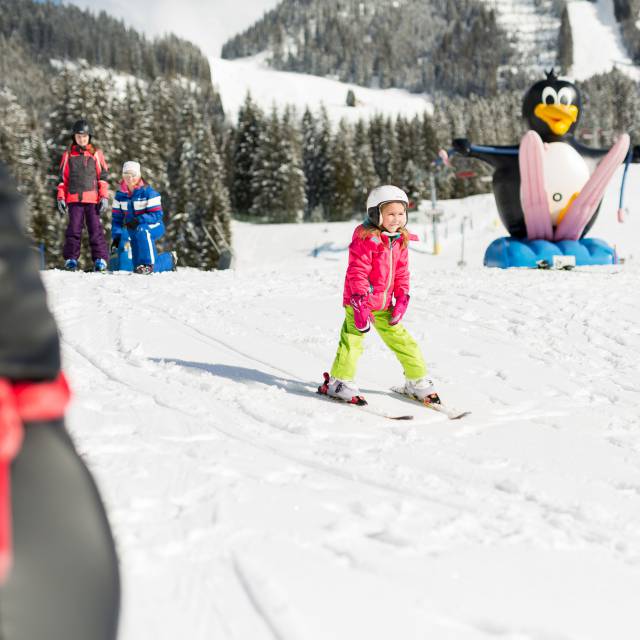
[64,259,78,272]
[134,264,153,275]
[403,377,441,406]
[94,258,107,272]
[318,372,367,405]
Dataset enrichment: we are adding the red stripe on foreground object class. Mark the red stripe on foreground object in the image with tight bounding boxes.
[0,374,71,582]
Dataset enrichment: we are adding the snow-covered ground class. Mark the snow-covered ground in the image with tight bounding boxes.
[568,0,640,81]
[210,54,432,124]
[43,165,640,639]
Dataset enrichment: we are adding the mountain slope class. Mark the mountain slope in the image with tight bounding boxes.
[221,0,514,96]
[568,0,640,81]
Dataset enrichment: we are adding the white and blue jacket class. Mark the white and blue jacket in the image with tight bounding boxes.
[111,180,163,238]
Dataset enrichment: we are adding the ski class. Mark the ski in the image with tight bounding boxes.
[390,387,471,420]
[315,391,414,420]
[316,373,413,421]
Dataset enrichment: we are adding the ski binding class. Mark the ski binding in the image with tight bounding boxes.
[317,373,413,421]
[390,387,470,420]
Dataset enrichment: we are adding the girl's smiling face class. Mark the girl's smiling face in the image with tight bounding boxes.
[380,201,407,233]
[122,172,140,189]
[74,132,90,147]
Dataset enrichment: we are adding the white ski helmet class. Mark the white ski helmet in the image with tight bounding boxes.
[366,185,409,228]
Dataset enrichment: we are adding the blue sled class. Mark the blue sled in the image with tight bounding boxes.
[484,237,617,269]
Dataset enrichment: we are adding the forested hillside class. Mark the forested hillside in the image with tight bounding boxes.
[612,0,640,62]
[222,0,515,96]
[221,69,640,225]
[0,0,230,269]
[0,0,211,82]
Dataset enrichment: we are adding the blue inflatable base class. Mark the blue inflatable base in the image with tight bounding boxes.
[484,237,617,269]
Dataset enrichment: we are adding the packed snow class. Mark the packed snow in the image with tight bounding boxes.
[42,164,640,639]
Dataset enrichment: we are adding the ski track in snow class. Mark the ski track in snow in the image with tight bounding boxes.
[43,189,640,639]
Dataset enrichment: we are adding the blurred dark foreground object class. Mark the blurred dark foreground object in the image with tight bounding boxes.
[0,162,120,640]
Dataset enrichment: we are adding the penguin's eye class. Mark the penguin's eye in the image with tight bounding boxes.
[542,87,558,105]
[558,87,573,105]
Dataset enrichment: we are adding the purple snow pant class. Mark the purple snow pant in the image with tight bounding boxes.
[63,203,108,262]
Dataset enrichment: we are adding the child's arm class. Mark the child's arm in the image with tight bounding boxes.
[95,149,110,200]
[136,186,163,226]
[345,237,373,296]
[111,196,124,238]
[56,152,69,202]
[393,245,410,300]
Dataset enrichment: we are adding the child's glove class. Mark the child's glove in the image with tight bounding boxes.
[350,293,371,333]
[56,199,68,217]
[389,294,410,326]
[125,217,139,230]
[98,197,109,214]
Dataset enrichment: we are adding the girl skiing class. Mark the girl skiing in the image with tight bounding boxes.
[319,185,440,406]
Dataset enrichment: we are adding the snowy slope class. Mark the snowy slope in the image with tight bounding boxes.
[210,54,432,124]
[43,166,640,639]
[476,0,560,76]
[568,0,640,81]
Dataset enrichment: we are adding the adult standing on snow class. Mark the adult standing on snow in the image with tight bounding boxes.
[56,119,111,272]
[111,160,176,274]
[0,162,120,639]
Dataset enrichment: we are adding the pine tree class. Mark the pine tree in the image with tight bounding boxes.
[315,106,334,219]
[301,108,321,219]
[352,119,377,211]
[328,119,356,221]
[251,106,304,223]
[231,93,264,216]
[279,106,306,222]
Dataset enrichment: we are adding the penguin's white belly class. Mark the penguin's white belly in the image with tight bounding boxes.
[542,142,590,225]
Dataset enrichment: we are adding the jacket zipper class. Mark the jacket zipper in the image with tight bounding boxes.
[381,236,394,309]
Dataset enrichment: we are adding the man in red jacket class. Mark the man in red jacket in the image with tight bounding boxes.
[57,119,110,272]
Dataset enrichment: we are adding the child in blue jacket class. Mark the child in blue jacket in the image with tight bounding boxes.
[111,161,176,274]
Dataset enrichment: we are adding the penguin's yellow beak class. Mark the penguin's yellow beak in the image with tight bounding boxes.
[534,103,579,136]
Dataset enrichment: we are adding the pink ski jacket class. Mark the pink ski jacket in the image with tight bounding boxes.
[342,224,418,311]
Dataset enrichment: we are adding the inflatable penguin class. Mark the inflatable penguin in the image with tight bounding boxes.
[453,70,634,268]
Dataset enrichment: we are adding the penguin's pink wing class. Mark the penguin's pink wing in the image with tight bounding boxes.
[554,133,630,241]
[519,130,553,240]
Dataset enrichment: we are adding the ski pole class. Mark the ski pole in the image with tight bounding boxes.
[618,147,632,223]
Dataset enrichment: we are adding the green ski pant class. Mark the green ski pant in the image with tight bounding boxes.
[330,306,427,382]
